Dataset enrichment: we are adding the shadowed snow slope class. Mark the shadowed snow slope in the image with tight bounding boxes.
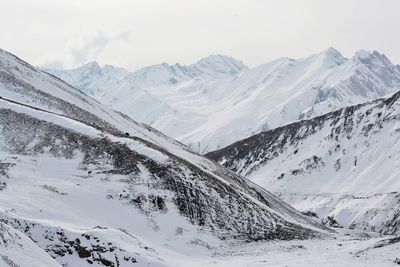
[46,48,400,153]
[0,49,326,266]
[206,90,400,235]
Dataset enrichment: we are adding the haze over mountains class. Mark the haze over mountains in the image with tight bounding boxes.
[46,48,400,153]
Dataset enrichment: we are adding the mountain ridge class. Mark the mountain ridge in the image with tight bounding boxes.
[205,89,400,234]
[45,47,400,153]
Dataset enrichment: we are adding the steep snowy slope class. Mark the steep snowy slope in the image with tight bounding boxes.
[47,48,400,153]
[0,49,326,266]
[206,90,400,235]
[0,222,61,267]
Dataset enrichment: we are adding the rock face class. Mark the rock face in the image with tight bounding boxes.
[46,48,400,153]
[0,48,325,266]
[206,90,400,235]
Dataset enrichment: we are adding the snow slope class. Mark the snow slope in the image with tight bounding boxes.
[206,90,400,235]
[0,222,61,267]
[196,230,400,267]
[0,48,327,266]
[46,48,400,153]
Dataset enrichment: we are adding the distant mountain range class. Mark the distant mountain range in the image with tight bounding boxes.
[46,48,400,153]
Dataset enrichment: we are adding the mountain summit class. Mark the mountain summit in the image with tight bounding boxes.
[189,54,248,76]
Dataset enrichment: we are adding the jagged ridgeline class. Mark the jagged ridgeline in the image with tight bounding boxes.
[46,48,400,154]
[0,48,326,266]
[206,90,400,235]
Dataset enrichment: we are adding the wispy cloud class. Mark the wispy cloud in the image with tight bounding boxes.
[40,59,66,69]
[39,30,131,69]
[69,30,131,66]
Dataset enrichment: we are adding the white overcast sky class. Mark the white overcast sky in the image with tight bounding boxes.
[1,0,399,71]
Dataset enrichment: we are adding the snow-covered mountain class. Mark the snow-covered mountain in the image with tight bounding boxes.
[46,48,400,153]
[0,49,328,266]
[47,61,130,96]
[206,89,400,235]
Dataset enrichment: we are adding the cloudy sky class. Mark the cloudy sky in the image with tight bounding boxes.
[1,0,399,71]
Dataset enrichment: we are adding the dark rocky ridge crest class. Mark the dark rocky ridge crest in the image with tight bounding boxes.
[205,90,400,176]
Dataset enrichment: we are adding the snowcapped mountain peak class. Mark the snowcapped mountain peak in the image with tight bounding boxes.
[307,47,346,68]
[353,49,379,66]
[322,47,343,57]
[190,54,248,77]
[118,55,248,87]
[78,61,130,79]
[353,49,371,60]
[101,63,128,75]
[81,60,101,69]
[124,62,193,87]
[324,47,346,62]
[43,61,130,95]
[349,49,400,90]
[352,49,393,67]
[72,61,102,77]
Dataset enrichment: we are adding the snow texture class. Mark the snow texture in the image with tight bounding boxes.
[0,48,330,266]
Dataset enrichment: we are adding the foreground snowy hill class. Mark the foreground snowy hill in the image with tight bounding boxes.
[0,49,328,266]
[46,48,400,153]
[206,90,400,235]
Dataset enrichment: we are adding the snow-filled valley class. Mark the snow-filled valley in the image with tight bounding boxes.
[0,45,399,267]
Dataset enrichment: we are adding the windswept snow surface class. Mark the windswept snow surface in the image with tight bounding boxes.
[192,229,400,267]
[46,48,400,153]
